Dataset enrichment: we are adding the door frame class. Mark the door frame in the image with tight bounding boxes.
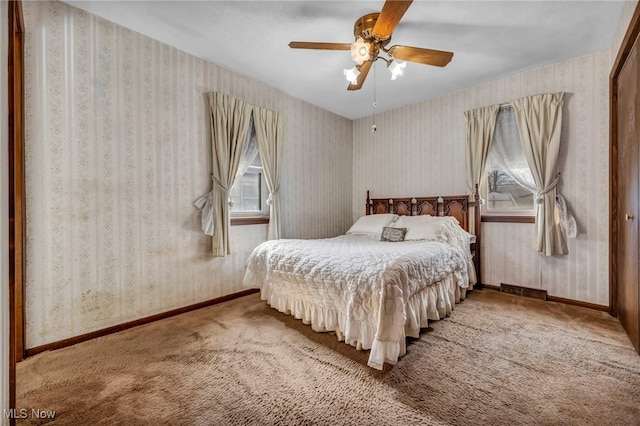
[610,2,640,317]
[8,0,25,421]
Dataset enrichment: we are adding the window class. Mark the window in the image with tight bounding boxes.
[230,155,268,216]
[485,106,535,214]
[229,125,268,218]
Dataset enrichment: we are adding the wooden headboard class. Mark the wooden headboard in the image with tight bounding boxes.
[366,193,471,231]
[365,188,482,288]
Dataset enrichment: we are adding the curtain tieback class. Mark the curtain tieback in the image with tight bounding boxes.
[535,173,560,204]
[266,187,279,206]
[211,175,229,193]
[210,175,234,207]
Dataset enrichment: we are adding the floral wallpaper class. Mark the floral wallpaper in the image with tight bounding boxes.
[353,50,611,306]
[22,1,352,348]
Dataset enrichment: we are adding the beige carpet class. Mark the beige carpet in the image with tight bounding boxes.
[17,289,640,426]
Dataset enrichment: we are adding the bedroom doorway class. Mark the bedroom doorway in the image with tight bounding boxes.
[611,2,640,354]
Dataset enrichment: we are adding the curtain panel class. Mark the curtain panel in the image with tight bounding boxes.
[253,106,284,240]
[464,105,499,195]
[209,92,253,257]
[511,92,567,256]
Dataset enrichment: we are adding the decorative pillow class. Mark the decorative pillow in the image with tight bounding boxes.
[346,214,399,239]
[381,226,407,242]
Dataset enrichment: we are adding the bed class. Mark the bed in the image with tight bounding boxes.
[243,191,481,370]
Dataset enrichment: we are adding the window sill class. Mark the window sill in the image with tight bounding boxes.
[231,216,270,226]
[481,215,535,224]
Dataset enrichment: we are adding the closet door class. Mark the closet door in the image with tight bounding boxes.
[617,28,640,354]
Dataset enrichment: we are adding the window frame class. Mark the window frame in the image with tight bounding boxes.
[229,164,270,226]
[482,169,536,215]
[481,175,536,222]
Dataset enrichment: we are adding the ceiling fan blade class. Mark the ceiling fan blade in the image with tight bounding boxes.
[289,41,352,50]
[372,0,413,40]
[347,61,372,91]
[388,45,453,67]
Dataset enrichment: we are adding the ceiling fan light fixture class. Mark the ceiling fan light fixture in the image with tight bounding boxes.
[288,1,454,91]
[343,66,361,84]
[388,60,406,80]
[350,37,371,65]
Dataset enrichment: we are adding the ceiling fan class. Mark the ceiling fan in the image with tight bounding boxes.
[288,0,453,91]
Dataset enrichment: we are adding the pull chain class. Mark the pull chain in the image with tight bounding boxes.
[371,64,378,134]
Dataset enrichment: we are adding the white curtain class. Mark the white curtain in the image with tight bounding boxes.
[208,92,253,256]
[465,105,499,195]
[253,106,284,240]
[231,120,259,191]
[511,92,567,256]
[488,106,536,193]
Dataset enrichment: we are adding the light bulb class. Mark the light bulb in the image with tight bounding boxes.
[343,66,360,84]
[350,37,371,66]
[388,60,407,80]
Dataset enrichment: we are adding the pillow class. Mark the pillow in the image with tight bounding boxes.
[346,214,399,239]
[394,215,459,226]
[404,222,447,241]
[393,215,433,225]
[428,215,460,225]
[396,216,447,241]
[381,226,407,242]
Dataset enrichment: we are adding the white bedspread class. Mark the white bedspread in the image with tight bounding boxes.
[243,224,476,370]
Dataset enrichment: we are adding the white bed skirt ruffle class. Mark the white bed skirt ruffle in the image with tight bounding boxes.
[244,266,471,370]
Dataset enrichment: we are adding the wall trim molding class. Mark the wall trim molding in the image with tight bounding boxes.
[478,285,608,312]
[230,216,269,226]
[546,294,609,312]
[481,215,535,224]
[24,288,260,358]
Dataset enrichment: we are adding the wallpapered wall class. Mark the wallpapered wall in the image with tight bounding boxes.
[23,1,353,348]
[353,50,611,306]
[20,0,638,347]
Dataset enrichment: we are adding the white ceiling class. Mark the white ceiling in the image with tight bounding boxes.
[64,1,626,120]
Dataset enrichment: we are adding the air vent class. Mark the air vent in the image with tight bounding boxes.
[500,283,547,301]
